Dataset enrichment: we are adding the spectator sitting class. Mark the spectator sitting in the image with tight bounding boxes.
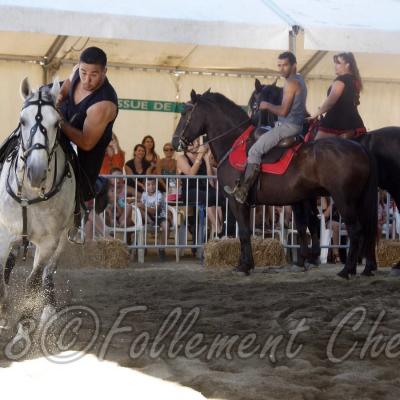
[154,142,178,193]
[138,177,170,261]
[142,135,159,169]
[100,132,125,175]
[105,169,135,227]
[124,144,150,198]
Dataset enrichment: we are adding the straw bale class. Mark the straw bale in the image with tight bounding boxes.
[204,237,286,268]
[376,240,400,268]
[59,239,129,269]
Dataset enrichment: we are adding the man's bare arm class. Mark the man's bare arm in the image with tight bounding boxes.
[61,100,117,151]
[260,80,298,117]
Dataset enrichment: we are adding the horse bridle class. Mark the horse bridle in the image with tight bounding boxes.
[6,89,71,205]
[178,101,250,152]
[250,91,276,129]
[19,90,60,163]
[178,102,198,149]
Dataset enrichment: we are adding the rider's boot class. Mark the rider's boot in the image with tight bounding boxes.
[67,200,85,245]
[67,150,85,245]
[224,163,260,204]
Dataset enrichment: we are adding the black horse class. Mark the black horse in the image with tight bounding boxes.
[172,89,378,279]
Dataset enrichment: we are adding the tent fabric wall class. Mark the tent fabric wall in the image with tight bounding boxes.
[1,62,399,156]
[0,61,43,139]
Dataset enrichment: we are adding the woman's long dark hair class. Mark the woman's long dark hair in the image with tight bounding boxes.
[142,135,159,160]
[334,52,363,91]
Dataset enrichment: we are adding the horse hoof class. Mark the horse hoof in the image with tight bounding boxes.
[361,270,374,277]
[307,257,320,267]
[290,265,306,273]
[337,269,349,280]
[232,266,251,276]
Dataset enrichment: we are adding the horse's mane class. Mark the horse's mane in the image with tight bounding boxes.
[199,91,249,121]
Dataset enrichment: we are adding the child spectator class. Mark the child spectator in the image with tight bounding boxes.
[138,178,170,261]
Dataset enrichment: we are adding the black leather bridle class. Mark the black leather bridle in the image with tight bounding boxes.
[19,90,60,164]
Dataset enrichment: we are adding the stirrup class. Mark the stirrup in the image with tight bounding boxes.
[224,183,239,196]
[67,227,85,245]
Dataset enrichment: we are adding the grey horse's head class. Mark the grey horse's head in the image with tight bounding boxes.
[19,78,61,189]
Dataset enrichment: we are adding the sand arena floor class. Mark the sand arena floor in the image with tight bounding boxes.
[1,257,400,400]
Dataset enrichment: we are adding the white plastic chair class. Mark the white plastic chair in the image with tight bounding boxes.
[108,205,145,262]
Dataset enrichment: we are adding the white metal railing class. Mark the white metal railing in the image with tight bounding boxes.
[89,174,399,263]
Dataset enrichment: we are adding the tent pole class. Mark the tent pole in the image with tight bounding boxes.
[289,25,300,55]
[41,35,68,84]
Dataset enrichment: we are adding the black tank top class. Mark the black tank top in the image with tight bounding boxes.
[61,70,119,194]
[320,74,364,130]
[181,154,208,194]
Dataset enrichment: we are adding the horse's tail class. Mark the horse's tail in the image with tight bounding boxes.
[358,149,378,259]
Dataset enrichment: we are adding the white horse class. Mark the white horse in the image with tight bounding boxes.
[0,78,75,327]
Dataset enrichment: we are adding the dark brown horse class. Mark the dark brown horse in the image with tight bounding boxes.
[172,90,378,279]
[250,80,400,269]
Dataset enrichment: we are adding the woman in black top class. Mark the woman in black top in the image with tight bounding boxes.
[177,138,224,239]
[310,52,366,140]
[124,144,150,194]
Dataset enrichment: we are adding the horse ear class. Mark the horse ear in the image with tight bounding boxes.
[20,77,32,100]
[203,88,211,95]
[272,78,278,87]
[255,78,262,92]
[190,89,197,103]
[50,77,61,100]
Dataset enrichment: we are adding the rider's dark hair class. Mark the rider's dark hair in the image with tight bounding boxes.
[80,47,107,67]
[278,51,297,66]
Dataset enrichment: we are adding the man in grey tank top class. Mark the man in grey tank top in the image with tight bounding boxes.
[225,52,307,204]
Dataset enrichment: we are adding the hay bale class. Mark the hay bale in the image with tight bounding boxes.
[59,238,129,269]
[377,240,400,268]
[204,237,286,268]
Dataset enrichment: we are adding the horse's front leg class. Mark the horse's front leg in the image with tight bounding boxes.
[25,237,59,304]
[229,201,254,275]
[0,229,13,312]
[306,199,321,266]
[338,221,361,279]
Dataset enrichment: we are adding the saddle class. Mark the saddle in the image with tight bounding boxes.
[229,125,307,175]
[249,126,304,164]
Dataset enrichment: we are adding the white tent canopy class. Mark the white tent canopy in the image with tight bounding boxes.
[0,0,290,50]
[0,0,398,149]
[0,0,399,79]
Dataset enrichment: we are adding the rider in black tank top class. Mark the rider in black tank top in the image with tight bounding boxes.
[61,69,118,200]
